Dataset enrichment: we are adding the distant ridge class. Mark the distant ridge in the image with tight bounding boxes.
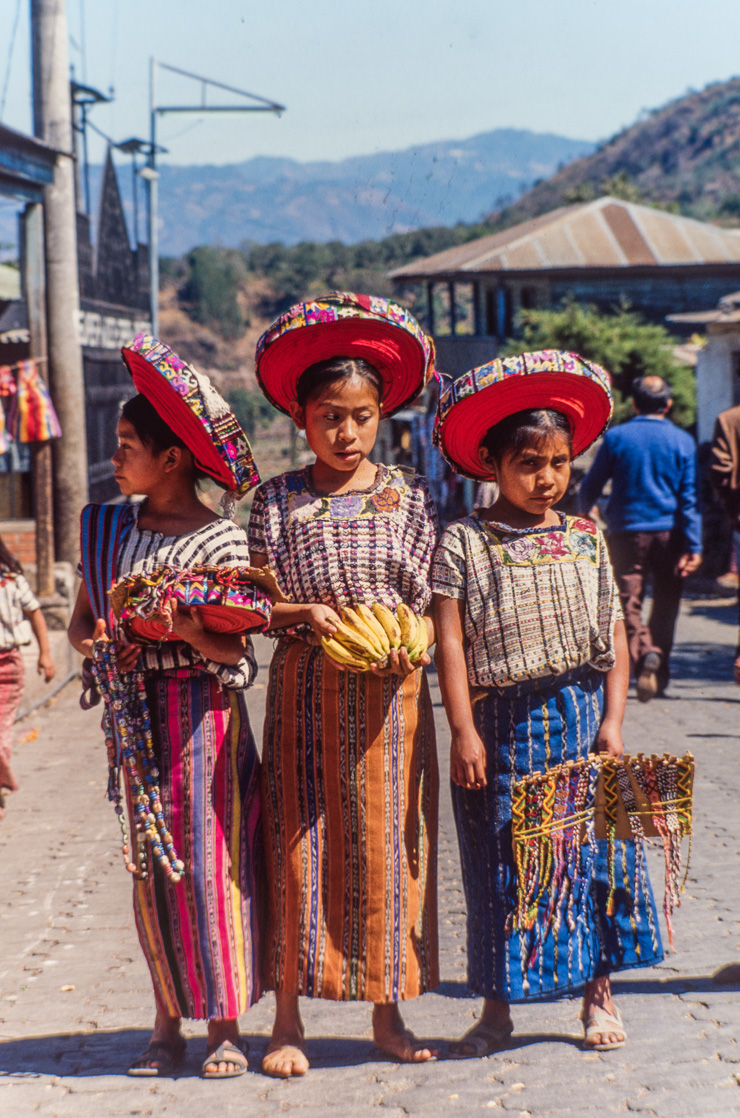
[105,128,593,255]
[491,77,740,227]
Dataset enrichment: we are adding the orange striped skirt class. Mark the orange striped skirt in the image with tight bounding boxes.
[262,639,439,1002]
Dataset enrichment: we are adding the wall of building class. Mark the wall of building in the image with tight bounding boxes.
[547,273,740,328]
[696,327,740,443]
[434,335,499,377]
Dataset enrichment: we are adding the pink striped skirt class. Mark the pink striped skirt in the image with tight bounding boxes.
[0,647,24,793]
[123,669,264,1020]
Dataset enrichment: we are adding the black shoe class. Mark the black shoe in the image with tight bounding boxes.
[636,652,661,703]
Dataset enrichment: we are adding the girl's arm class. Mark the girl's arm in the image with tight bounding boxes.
[434,593,487,789]
[68,582,140,671]
[249,550,341,638]
[25,607,56,682]
[169,603,247,666]
[593,618,628,757]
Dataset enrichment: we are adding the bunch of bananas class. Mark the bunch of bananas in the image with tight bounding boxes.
[322,602,429,671]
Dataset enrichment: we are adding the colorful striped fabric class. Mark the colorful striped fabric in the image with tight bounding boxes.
[5,361,62,442]
[452,666,663,1002]
[261,638,439,1002]
[79,503,264,1020]
[0,648,24,795]
[133,671,263,1018]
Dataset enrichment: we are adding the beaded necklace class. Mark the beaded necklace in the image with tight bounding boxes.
[91,639,184,883]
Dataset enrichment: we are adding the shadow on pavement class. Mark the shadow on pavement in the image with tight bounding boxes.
[665,641,736,687]
[612,972,740,995]
[686,600,737,628]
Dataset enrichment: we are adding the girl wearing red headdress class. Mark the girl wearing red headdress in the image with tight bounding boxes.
[69,337,264,1079]
[432,352,664,1057]
[249,293,440,1076]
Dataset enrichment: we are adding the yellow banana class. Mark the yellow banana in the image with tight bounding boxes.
[409,615,429,662]
[341,606,386,661]
[355,603,391,656]
[396,603,419,651]
[372,602,402,649]
[321,636,370,670]
[332,620,379,661]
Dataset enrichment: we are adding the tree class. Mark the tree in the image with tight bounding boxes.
[501,300,696,429]
[180,246,246,339]
[227,387,279,439]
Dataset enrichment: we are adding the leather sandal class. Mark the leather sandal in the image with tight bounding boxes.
[201,1038,249,1079]
[128,1036,186,1077]
[582,1005,626,1050]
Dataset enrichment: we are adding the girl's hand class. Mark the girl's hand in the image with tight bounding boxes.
[37,652,56,682]
[114,638,142,673]
[169,600,206,646]
[450,727,488,789]
[78,616,109,660]
[368,647,431,677]
[593,718,624,758]
[306,603,342,639]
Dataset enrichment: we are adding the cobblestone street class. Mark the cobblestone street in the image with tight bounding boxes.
[1,597,739,1117]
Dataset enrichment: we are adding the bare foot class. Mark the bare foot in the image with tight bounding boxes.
[262,991,309,1078]
[734,654,740,687]
[582,976,625,1049]
[202,1018,246,1078]
[372,1003,438,1063]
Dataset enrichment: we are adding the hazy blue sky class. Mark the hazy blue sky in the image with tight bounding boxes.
[2,0,740,166]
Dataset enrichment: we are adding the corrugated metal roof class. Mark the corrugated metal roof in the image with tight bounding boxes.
[389,196,740,279]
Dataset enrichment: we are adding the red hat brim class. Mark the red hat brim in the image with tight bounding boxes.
[257,319,427,416]
[122,349,234,490]
[438,371,612,481]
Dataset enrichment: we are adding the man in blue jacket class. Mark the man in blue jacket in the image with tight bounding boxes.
[579,375,702,701]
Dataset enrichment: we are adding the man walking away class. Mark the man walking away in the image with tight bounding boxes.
[710,403,740,684]
[578,376,702,701]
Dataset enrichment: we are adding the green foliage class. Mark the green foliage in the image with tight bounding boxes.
[241,223,496,315]
[501,300,696,429]
[227,387,279,439]
[180,246,247,339]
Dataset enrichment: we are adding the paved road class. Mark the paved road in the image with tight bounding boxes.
[1,598,740,1117]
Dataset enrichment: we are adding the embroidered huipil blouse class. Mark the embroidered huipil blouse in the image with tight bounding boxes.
[247,465,438,630]
[432,514,622,689]
[116,505,256,689]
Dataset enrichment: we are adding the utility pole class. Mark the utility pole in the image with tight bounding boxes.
[31,0,88,566]
[146,59,285,337]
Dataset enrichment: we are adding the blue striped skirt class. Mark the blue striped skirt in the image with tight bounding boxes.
[452,666,664,1002]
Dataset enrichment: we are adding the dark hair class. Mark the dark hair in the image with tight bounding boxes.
[296,356,383,409]
[0,535,23,575]
[480,408,573,463]
[631,376,671,415]
[120,394,208,482]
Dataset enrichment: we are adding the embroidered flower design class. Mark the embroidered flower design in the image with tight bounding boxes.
[371,487,401,513]
[536,534,570,559]
[570,517,597,534]
[569,531,598,559]
[502,537,537,562]
[329,494,363,518]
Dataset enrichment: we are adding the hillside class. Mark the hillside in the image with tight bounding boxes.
[492,77,740,226]
[114,128,592,255]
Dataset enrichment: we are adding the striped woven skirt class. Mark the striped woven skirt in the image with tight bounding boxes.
[0,648,24,794]
[262,639,439,1002]
[452,666,664,1002]
[124,669,263,1020]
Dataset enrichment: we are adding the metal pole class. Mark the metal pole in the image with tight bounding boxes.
[20,202,55,598]
[148,56,159,336]
[31,0,88,567]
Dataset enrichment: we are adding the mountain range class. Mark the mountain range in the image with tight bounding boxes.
[103,128,593,255]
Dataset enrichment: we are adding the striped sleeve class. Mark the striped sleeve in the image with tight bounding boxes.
[431,524,467,599]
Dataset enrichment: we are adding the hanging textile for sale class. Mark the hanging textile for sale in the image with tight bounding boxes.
[14,360,62,442]
[0,366,16,452]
